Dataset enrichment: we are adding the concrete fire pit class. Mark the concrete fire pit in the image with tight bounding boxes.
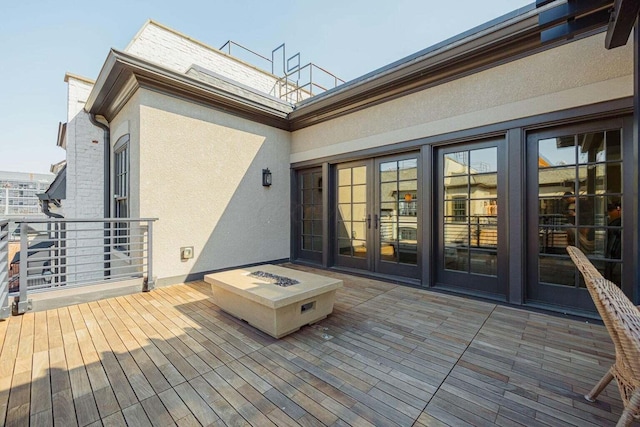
[204,265,342,338]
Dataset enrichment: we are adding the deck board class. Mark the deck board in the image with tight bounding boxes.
[0,266,629,426]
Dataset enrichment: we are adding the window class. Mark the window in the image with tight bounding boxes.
[398,193,417,216]
[114,135,129,249]
[452,197,467,222]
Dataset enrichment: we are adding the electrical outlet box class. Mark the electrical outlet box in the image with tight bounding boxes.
[180,246,194,261]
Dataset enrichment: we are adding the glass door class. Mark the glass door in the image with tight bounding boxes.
[334,154,420,279]
[336,162,371,270]
[435,140,504,297]
[526,124,624,311]
[375,155,419,277]
[296,168,323,264]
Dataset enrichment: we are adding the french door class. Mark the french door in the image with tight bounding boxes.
[526,121,625,312]
[434,139,506,297]
[335,153,420,278]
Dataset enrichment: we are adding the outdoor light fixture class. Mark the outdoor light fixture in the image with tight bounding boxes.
[262,168,272,187]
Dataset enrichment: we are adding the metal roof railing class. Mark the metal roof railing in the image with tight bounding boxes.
[219,40,344,103]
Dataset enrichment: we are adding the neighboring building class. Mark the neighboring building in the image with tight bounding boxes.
[0,171,54,219]
[58,3,637,317]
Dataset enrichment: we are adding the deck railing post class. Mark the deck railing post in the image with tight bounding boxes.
[14,222,32,315]
[145,220,155,291]
[0,221,10,319]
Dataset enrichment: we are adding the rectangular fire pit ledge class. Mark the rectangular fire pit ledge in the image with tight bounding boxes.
[204,265,343,338]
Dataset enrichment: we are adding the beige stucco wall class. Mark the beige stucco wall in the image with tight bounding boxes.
[134,89,291,283]
[291,32,633,163]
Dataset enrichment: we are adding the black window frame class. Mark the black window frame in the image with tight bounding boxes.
[113,135,130,252]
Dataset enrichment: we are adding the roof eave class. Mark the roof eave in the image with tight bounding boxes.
[288,2,605,130]
[56,122,67,150]
[86,50,293,130]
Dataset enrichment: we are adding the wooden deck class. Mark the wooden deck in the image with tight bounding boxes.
[0,264,628,426]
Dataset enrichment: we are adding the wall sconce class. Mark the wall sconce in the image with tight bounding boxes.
[262,168,272,187]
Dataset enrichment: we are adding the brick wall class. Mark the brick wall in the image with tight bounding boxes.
[64,76,105,219]
[125,21,281,97]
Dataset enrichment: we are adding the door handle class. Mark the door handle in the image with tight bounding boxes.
[374,214,379,229]
[367,214,371,229]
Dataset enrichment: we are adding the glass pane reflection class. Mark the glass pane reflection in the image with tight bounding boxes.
[338,204,351,221]
[445,247,467,272]
[299,169,324,255]
[607,130,621,161]
[444,152,468,176]
[338,169,351,186]
[352,185,366,203]
[470,251,497,276]
[352,167,366,185]
[380,162,397,182]
[352,240,367,258]
[539,137,575,167]
[539,256,575,286]
[470,147,497,173]
[399,159,417,180]
[578,132,604,164]
[312,237,323,252]
[536,127,624,288]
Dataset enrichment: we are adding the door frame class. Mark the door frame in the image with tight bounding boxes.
[334,160,374,271]
[433,137,508,299]
[373,153,421,278]
[333,153,421,279]
[525,117,631,311]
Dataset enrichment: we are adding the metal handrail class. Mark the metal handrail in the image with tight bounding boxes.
[15,217,158,224]
[10,218,157,315]
[219,40,344,102]
[0,220,9,318]
[278,62,346,102]
[219,40,273,70]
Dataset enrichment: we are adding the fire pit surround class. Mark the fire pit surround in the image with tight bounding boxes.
[248,271,300,287]
[204,265,342,338]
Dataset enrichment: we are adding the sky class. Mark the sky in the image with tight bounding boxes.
[0,0,532,175]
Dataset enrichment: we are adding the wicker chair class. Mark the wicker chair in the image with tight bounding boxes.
[566,246,640,426]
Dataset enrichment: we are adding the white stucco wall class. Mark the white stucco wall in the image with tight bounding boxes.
[125,21,282,98]
[291,32,634,162]
[129,89,291,283]
[64,76,105,218]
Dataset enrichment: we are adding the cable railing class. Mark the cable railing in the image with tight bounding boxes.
[8,218,157,315]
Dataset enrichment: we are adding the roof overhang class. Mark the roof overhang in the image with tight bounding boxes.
[287,3,605,130]
[38,164,66,203]
[85,49,293,130]
[86,3,621,133]
[50,160,66,175]
[56,122,66,150]
[536,0,640,50]
[605,0,640,49]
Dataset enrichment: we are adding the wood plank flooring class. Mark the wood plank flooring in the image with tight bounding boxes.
[0,264,628,426]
